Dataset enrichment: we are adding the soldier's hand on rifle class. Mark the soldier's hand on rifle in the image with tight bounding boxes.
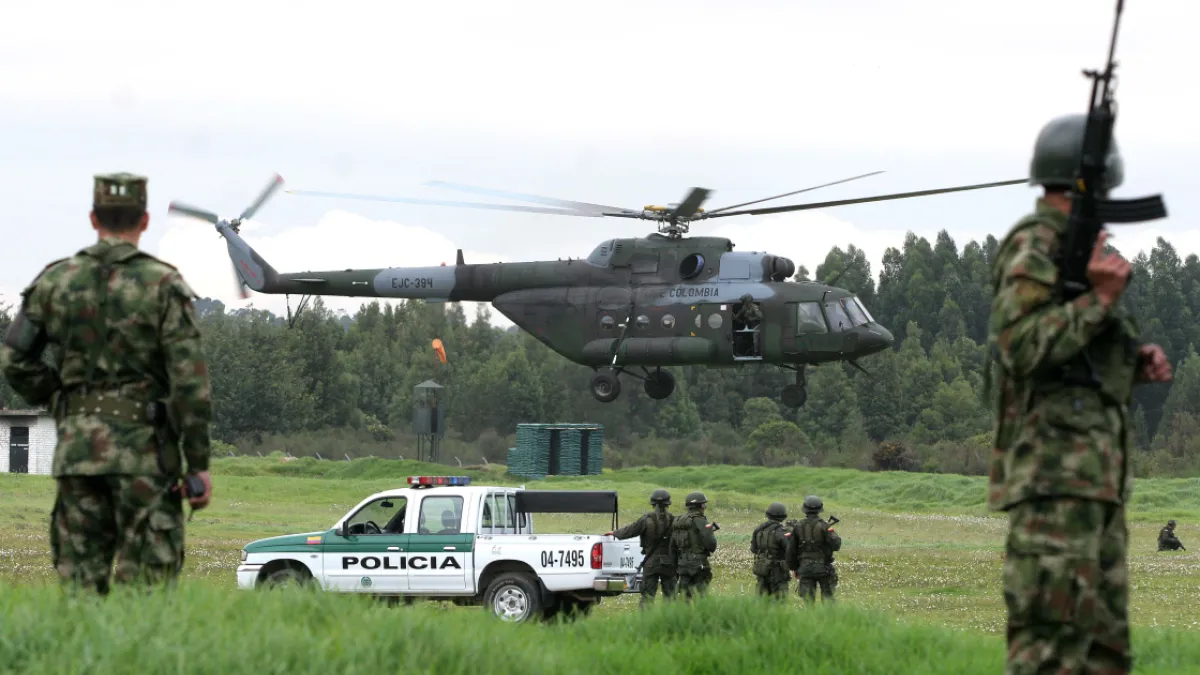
[1087,231,1132,307]
[185,470,213,510]
[1137,344,1173,383]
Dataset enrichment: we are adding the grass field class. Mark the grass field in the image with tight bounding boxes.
[2,456,1199,673]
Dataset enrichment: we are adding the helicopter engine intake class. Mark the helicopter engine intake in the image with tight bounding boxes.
[764,255,796,281]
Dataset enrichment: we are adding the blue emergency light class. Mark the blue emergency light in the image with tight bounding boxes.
[407,476,471,486]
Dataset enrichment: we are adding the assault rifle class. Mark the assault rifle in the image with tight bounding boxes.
[1055,0,1167,303]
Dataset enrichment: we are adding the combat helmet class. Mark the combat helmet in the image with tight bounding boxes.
[1029,113,1124,192]
[802,495,823,513]
[685,491,707,508]
[1168,519,1177,527]
[765,502,787,520]
[650,489,671,506]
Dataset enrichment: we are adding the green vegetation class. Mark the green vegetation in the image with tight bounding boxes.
[5,231,1198,477]
[2,458,1198,674]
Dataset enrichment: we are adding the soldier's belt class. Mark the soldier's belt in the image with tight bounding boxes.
[66,392,160,424]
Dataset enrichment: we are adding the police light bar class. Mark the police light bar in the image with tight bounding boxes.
[407,476,471,486]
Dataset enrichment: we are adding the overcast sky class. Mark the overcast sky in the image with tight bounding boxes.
[2,1,1195,327]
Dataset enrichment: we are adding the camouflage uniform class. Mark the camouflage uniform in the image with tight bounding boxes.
[986,115,1143,674]
[787,495,841,603]
[668,491,717,600]
[1157,520,1183,551]
[610,489,676,606]
[0,173,213,594]
[750,502,790,599]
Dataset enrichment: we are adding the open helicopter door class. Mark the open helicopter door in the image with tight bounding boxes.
[690,302,737,364]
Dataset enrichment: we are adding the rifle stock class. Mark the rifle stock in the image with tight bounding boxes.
[1056,0,1166,303]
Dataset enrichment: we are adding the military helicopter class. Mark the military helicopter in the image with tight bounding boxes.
[168,172,1023,408]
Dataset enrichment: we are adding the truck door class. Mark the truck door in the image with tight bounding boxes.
[322,495,410,593]
[407,493,472,592]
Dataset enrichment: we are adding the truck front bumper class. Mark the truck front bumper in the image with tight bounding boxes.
[237,564,262,590]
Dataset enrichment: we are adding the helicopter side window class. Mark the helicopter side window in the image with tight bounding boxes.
[824,300,851,332]
[796,302,828,335]
[842,297,869,326]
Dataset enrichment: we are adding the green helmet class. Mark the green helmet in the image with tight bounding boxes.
[802,495,823,513]
[1168,519,1177,527]
[766,502,787,520]
[1029,113,1124,192]
[650,489,671,505]
[685,491,707,507]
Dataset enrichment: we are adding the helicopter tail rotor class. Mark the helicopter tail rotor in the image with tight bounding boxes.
[167,173,285,299]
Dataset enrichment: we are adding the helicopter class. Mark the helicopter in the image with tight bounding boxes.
[168,172,1023,408]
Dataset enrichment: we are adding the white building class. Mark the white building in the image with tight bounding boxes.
[0,409,56,475]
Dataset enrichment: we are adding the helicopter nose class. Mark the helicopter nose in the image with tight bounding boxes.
[859,324,894,355]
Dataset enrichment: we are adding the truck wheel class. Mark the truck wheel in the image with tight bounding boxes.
[485,573,543,623]
[261,566,310,589]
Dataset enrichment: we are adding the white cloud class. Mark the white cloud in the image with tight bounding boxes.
[155,209,513,326]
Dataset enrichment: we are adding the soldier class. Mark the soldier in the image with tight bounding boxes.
[1158,520,1185,551]
[0,173,214,595]
[750,502,790,599]
[606,488,676,606]
[668,491,718,601]
[986,115,1173,674]
[787,495,840,603]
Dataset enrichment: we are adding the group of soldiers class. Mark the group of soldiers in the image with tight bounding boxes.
[607,489,841,605]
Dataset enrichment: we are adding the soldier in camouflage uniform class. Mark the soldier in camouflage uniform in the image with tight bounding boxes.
[606,488,676,606]
[668,491,718,601]
[1157,520,1184,551]
[750,502,790,599]
[0,173,214,595]
[986,115,1173,674]
[787,495,841,603]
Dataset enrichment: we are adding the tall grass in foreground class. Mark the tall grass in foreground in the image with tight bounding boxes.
[1,583,1198,675]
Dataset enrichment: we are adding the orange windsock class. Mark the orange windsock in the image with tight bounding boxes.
[431,338,447,364]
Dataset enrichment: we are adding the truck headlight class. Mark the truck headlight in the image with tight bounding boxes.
[241,549,247,562]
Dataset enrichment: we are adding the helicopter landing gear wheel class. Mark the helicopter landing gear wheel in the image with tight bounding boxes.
[781,367,808,408]
[781,385,807,408]
[590,371,621,403]
[643,369,675,400]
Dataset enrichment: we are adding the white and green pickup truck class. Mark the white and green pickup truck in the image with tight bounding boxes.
[236,475,644,621]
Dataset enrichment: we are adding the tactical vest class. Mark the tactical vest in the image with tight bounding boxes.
[671,511,708,572]
[641,510,673,560]
[794,517,826,561]
[751,520,785,576]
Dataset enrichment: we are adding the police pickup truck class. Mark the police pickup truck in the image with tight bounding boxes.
[236,476,644,622]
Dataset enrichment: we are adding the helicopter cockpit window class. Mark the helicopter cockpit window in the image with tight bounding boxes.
[824,300,851,332]
[796,302,828,335]
[854,297,875,324]
[842,297,869,327]
[587,239,617,268]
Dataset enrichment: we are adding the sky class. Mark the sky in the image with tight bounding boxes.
[2,0,1196,327]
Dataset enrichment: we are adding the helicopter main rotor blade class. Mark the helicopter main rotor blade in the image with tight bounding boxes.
[705,178,1026,218]
[239,173,285,222]
[167,201,220,224]
[286,189,605,217]
[425,180,637,215]
[704,171,885,215]
[670,187,711,220]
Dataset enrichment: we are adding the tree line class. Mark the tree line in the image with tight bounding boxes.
[1,229,1199,477]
